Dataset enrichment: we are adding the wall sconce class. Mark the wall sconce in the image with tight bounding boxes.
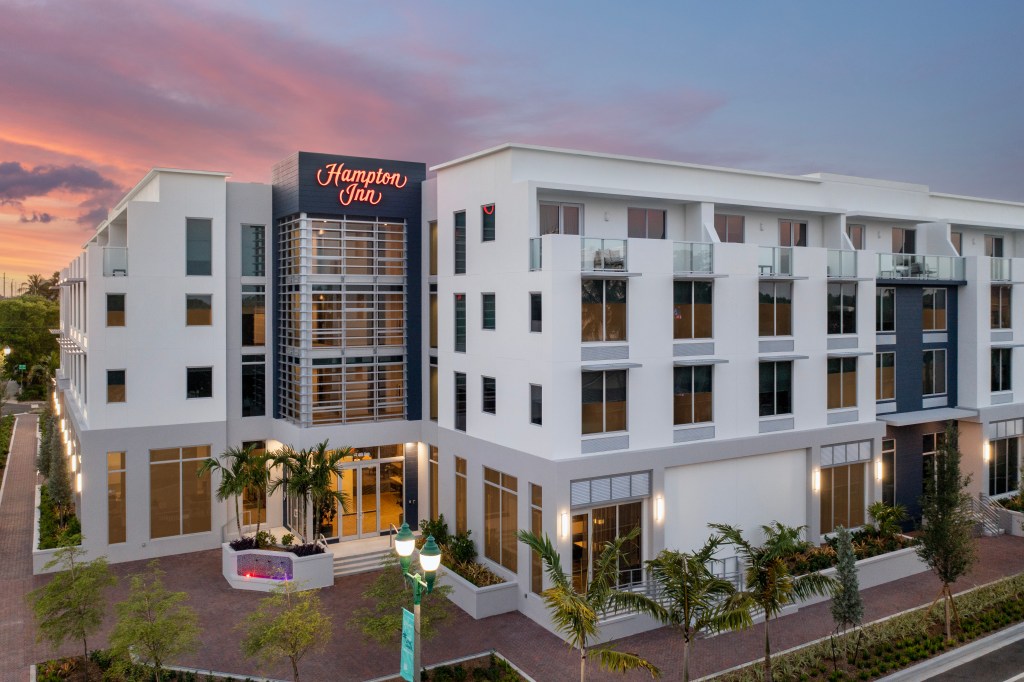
[875,459,883,482]
[76,473,82,493]
[70,454,76,472]
[984,441,991,462]
[560,512,570,539]
[60,418,65,431]
[65,441,72,456]
[812,469,821,493]
[654,496,665,523]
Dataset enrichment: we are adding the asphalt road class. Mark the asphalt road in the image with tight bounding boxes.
[1,401,40,416]
[927,637,1024,681]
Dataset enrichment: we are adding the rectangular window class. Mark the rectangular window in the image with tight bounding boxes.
[483,467,518,572]
[454,372,467,431]
[989,438,1019,496]
[876,352,895,401]
[779,220,807,247]
[107,451,126,544]
[482,204,496,242]
[674,365,713,425]
[530,384,542,425]
[922,289,947,331]
[186,367,213,399]
[454,294,466,352]
[186,218,212,276]
[923,431,945,485]
[986,235,1004,258]
[455,456,467,534]
[847,224,865,250]
[923,349,947,396]
[530,484,543,594]
[429,221,438,277]
[827,282,857,335]
[429,446,439,521]
[429,292,438,349]
[581,280,627,342]
[759,361,793,417]
[992,348,1012,393]
[992,285,1012,330]
[827,357,857,409]
[241,355,265,417]
[950,231,962,255]
[673,281,712,339]
[186,294,212,326]
[627,207,666,239]
[429,366,438,421]
[530,293,542,333]
[482,376,496,414]
[150,445,211,538]
[876,287,895,332]
[454,211,466,275]
[758,281,792,336]
[581,370,627,434]
[714,214,744,243]
[882,438,895,506]
[539,202,581,235]
[482,293,496,330]
[820,462,867,534]
[892,227,915,254]
[241,225,265,277]
[107,369,126,403]
[242,285,265,346]
[106,294,125,327]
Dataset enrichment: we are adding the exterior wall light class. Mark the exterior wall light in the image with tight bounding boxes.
[654,495,665,523]
[983,441,991,462]
[875,459,883,482]
[70,454,76,472]
[560,511,570,539]
[76,473,82,493]
[812,469,821,493]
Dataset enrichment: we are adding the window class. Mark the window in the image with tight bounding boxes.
[429,221,438,277]
[150,445,212,538]
[827,282,857,335]
[530,484,543,594]
[186,367,213,399]
[186,218,212,276]
[922,431,945,485]
[582,370,627,434]
[673,281,712,339]
[759,361,792,417]
[876,352,895,401]
[950,231,962,255]
[484,467,518,572]
[827,357,857,409]
[820,461,867,533]
[876,287,895,332]
[429,293,438,349]
[429,446,439,521]
[714,214,744,243]
[242,285,265,346]
[572,502,642,590]
[482,376,496,414]
[989,438,1020,496]
[881,438,895,506]
[992,285,1011,329]
[986,235,1004,258]
[530,384,542,425]
[454,294,466,352]
[482,293,496,330]
[892,227,915,254]
[455,456,467,534]
[482,204,495,242]
[429,365,438,421]
[241,225,265,277]
[992,348,1012,393]
[923,289,947,331]
[674,365,713,425]
[581,280,627,342]
[454,211,466,274]
[530,293,542,333]
[923,349,947,396]
[539,202,581,235]
[106,294,125,327]
[241,354,265,417]
[779,220,807,247]
[107,451,126,544]
[107,369,125,403]
[627,207,666,239]
[758,282,792,336]
[454,372,466,431]
[186,294,212,326]
[847,224,865,250]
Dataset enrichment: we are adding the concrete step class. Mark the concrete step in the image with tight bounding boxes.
[333,548,392,577]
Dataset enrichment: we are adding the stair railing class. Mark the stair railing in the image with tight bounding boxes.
[971,493,1004,535]
[388,523,400,549]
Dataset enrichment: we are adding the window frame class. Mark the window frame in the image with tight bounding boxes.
[922,288,947,332]
[581,279,627,342]
[779,219,808,247]
[989,437,1020,497]
[992,285,1012,330]
[185,217,213,276]
[876,352,895,402]
[106,293,126,327]
[241,354,265,417]
[186,366,214,400]
[713,214,744,243]
[483,467,518,572]
[892,227,916,254]
[241,285,265,346]
[241,224,266,277]
[481,204,496,242]
[922,349,947,396]
[992,347,1012,393]
[539,202,582,236]
[827,282,857,335]
[673,280,713,340]
[454,372,467,432]
[876,287,895,333]
[529,384,542,426]
[107,369,126,403]
[454,211,466,275]
[986,235,1005,258]
[827,356,858,410]
[481,292,496,330]
[950,231,962,255]
[758,360,793,417]
[847,224,865,250]
[454,293,466,352]
[482,376,496,414]
[673,364,713,425]
[581,369,628,435]
[529,292,542,333]
[758,281,793,337]
[185,294,213,326]
[627,207,666,239]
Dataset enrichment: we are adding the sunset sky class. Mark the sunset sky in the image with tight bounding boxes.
[2,0,1023,286]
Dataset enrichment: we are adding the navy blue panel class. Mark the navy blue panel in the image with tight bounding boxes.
[404,446,419,528]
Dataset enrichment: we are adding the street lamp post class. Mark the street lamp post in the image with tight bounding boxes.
[394,522,441,682]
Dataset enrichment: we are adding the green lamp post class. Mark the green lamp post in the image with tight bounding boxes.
[394,522,441,681]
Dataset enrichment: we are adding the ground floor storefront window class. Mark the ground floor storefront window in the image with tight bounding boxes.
[571,501,642,592]
[990,437,1020,497]
[819,441,871,534]
[150,445,212,539]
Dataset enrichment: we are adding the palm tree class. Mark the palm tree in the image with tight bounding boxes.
[709,523,836,682]
[518,528,663,681]
[270,441,351,542]
[243,447,273,536]
[197,446,250,538]
[646,535,752,682]
[20,273,56,300]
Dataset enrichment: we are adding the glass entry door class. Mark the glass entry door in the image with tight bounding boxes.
[338,461,404,540]
[570,501,643,592]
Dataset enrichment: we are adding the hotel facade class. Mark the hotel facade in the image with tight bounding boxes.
[55,144,1024,633]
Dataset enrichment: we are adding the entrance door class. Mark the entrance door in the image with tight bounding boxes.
[570,501,643,592]
[339,461,404,540]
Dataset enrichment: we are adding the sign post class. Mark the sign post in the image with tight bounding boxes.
[400,607,415,681]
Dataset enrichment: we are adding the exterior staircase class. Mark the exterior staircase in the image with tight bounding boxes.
[333,547,393,577]
[970,493,1005,537]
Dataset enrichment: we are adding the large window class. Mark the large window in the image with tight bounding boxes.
[106,294,125,327]
[992,348,1012,393]
[242,285,265,346]
[482,293,496,330]
[892,227,915,254]
[455,456,467,534]
[107,451,126,544]
[530,384,542,425]
[847,224,865,250]
[881,438,895,506]
[454,293,466,352]
[186,367,213,399]
[759,361,792,417]
[827,283,857,335]
[779,220,807,247]
[150,445,211,539]
[429,292,438,349]
[530,484,543,594]
[923,349,947,396]
[989,438,1019,496]
[107,369,126,403]
[951,231,962,255]
[572,501,642,591]
[673,281,712,339]
[482,376,496,414]
[241,224,265,277]
[758,282,792,336]
[186,218,212,276]
[992,285,1011,329]
[429,365,438,421]
[454,372,466,431]
[186,294,212,326]
[582,370,627,434]
[241,441,267,527]
[876,352,895,401]
[539,202,581,235]
[673,365,712,425]
[876,287,895,332]
[454,211,466,275]
[714,214,744,243]
[429,446,439,521]
[923,431,946,485]
[484,467,518,572]
[627,207,666,239]
[922,289,947,331]
[581,280,627,342]
[820,461,867,534]
[986,235,1004,258]
[429,221,438,276]
[241,354,265,417]
[530,292,542,332]
[482,204,496,242]
[827,357,857,409]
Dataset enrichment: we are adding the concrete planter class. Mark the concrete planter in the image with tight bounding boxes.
[996,507,1024,536]
[797,543,927,609]
[441,566,519,619]
[222,543,333,591]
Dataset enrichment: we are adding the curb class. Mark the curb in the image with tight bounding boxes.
[878,621,1024,681]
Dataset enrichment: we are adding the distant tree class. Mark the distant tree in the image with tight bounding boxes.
[829,526,864,668]
[240,580,332,682]
[917,422,976,640]
[20,273,55,300]
[351,553,453,646]
[0,296,59,384]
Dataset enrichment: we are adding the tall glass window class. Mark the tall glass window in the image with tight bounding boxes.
[454,211,466,274]
[242,354,265,417]
[992,285,1012,329]
[827,282,856,335]
[673,365,713,425]
[107,451,126,544]
[876,352,895,401]
[107,369,126,403]
[827,357,857,409]
[882,438,895,506]
[106,294,125,327]
[429,446,439,521]
[779,220,807,247]
[847,224,865,250]
[989,438,1019,496]
[429,365,438,421]
[482,293,496,330]
[581,370,627,434]
[758,282,792,336]
[673,281,712,339]
[876,287,895,332]
[581,280,627,342]
[241,225,265,277]
[429,293,438,349]
[759,361,792,417]
[454,372,467,431]
[922,289,947,331]
[530,484,543,594]
[186,218,212,276]
[923,349,947,396]
[482,376,496,414]
[986,235,1004,257]
[530,384,542,425]
[892,227,915,254]
[429,221,438,276]
[150,445,211,539]
[483,467,518,572]
[454,294,466,352]
[992,348,1012,393]
[530,293,542,333]
[455,456,467,534]
[242,285,265,346]
[820,462,866,533]
[482,204,496,242]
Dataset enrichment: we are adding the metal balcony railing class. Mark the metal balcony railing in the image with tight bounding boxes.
[673,241,714,274]
[991,257,1012,282]
[581,238,626,272]
[529,237,542,271]
[876,253,965,280]
[103,247,128,276]
[758,246,792,276]
[827,249,857,278]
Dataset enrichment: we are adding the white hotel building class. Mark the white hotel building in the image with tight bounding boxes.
[55,144,1024,634]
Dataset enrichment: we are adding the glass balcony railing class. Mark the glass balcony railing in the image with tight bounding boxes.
[103,247,128,276]
[991,257,1012,282]
[673,242,713,274]
[876,253,965,281]
[827,249,857,278]
[758,246,792,277]
[582,238,626,272]
[529,238,542,271]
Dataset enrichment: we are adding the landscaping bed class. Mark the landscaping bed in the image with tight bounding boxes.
[36,650,262,682]
[0,413,13,473]
[377,652,526,682]
[37,483,81,549]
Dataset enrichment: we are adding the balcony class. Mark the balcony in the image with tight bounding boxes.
[673,242,713,274]
[876,253,964,281]
[581,238,626,272]
[103,247,128,276]
[991,257,1012,282]
[758,246,792,277]
[827,250,857,278]
[529,238,542,271]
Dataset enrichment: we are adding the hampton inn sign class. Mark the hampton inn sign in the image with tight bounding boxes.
[315,161,410,207]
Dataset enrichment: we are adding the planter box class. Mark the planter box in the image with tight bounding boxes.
[441,567,519,619]
[996,507,1024,536]
[222,543,333,592]
[797,544,927,609]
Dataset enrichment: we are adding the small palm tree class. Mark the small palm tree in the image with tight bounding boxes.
[518,528,663,681]
[270,441,351,542]
[710,523,836,682]
[242,447,273,535]
[646,535,752,682]
[198,446,250,538]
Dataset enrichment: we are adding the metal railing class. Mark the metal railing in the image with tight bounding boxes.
[581,238,627,272]
[758,246,792,277]
[876,253,965,280]
[316,532,329,551]
[529,238,542,271]
[389,522,400,549]
[827,249,857,278]
[599,556,747,620]
[673,241,714,274]
[102,247,128,276]
[991,257,1012,282]
[971,493,1005,537]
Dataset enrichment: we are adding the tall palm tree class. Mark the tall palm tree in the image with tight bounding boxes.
[518,528,663,682]
[20,273,53,299]
[710,523,837,682]
[646,535,753,682]
[270,441,351,542]
[243,447,273,536]
[197,446,250,538]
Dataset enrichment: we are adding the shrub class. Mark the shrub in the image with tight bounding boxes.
[229,536,258,551]
[419,514,451,546]
[289,542,324,557]
[447,531,477,565]
[37,484,81,549]
[281,533,295,547]
[254,530,276,548]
